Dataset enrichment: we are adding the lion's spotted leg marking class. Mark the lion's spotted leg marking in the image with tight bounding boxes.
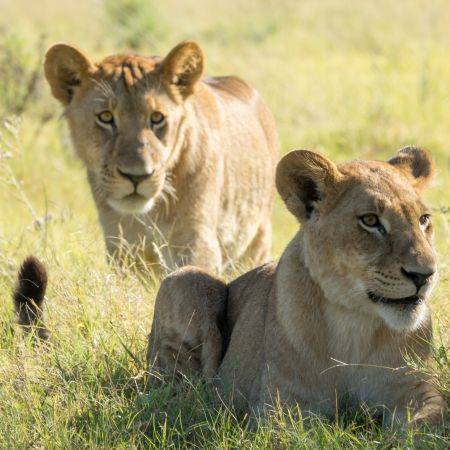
[147,266,227,380]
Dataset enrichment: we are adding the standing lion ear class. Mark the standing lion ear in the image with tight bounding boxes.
[388,146,435,191]
[44,44,95,105]
[276,150,342,222]
[159,41,204,100]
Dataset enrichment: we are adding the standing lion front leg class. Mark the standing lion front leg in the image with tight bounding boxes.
[178,236,223,275]
[147,266,228,381]
[159,216,223,274]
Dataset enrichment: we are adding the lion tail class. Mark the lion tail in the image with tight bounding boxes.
[13,256,49,340]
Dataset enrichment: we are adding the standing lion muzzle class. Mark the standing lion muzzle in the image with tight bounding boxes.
[117,168,155,188]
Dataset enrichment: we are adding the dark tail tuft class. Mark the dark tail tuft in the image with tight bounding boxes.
[13,256,49,340]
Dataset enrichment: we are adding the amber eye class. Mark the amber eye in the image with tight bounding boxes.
[359,213,386,235]
[97,111,114,125]
[360,214,379,227]
[419,214,431,227]
[150,111,165,126]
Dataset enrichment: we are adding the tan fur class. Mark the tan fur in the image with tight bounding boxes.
[149,146,446,428]
[44,41,278,273]
[147,266,227,380]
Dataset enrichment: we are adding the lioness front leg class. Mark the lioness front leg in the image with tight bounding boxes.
[147,266,227,380]
[384,375,446,429]
[410,383,447,428]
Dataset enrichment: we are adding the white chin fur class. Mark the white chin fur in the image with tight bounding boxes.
[375,302,428,332]
[107,197,155,215]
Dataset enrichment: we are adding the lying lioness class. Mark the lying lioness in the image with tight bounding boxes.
[44,41,278,273]
[148,146,446,427]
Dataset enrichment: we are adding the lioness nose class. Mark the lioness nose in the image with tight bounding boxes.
[401,268,435,289]
[118,169,154,186]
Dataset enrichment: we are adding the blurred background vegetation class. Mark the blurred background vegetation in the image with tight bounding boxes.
[0,0,448,447]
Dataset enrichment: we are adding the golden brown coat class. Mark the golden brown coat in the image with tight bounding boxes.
[149,146,446,428]
[44,41,278,273]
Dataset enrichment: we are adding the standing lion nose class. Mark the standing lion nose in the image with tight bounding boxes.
[401,267,435,289]
[118,169,154,187]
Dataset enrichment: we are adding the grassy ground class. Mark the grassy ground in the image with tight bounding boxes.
[0,0,449,447]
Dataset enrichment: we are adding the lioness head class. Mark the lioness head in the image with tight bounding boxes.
[276,146,437,331]
[44,41,204,214]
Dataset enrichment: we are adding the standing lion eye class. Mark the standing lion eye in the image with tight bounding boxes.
[150,111,165,126]
[360,214,379,227]
[419,214,431,227]
[97,111,115,125]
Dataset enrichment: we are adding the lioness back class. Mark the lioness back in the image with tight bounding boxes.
[44,41,279,274]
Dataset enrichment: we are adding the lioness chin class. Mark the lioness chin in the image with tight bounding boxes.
[44,41,278,274]
[148,146,446,428]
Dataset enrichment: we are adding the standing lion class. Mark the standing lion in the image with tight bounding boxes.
[44,41,278,273]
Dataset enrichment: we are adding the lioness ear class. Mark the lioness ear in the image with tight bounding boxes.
[159,41,204,99]
[44,44,95,105]
[276,150,341,222]
[388,146,435,191]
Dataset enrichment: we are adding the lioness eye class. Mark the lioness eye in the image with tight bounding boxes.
[419,214,431,227]
[360,214,379,227]
[97,111,114,125]
[150,111,165,126]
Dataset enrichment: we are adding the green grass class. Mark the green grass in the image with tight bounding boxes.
[0,0,449,447]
